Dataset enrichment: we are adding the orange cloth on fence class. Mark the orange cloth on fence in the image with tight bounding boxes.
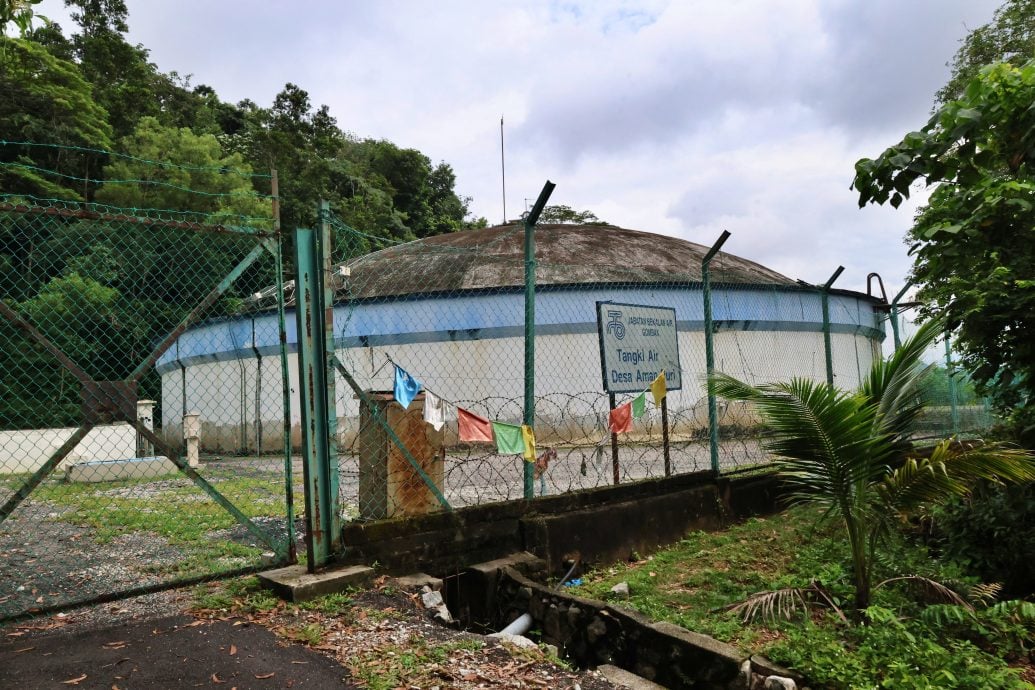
[457,407,494,443]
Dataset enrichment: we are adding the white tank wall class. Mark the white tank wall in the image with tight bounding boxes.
[160,328,878,452]
[157,284,882,451]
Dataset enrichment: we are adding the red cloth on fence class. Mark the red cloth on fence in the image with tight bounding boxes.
[608,402,633,434]
[457,407,494,443]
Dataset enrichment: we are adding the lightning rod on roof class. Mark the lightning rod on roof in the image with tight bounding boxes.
[500,115,507,225]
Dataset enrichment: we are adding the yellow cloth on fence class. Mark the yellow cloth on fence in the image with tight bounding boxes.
[521,425,536,462]
[651,370,667,406]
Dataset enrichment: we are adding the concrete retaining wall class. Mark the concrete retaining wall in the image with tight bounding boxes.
[340,470,783,576]
[497,566,750,689]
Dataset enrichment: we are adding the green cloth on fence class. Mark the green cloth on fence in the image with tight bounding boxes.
[632,392,646,419]
[492,421,525,455]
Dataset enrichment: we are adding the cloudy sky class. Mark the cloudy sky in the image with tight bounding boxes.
[41,0,1000,295]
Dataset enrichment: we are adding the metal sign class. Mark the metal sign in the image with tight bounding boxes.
[596,302,681,393]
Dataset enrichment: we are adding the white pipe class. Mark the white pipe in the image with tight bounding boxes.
[498,612,533,637]
[494,558,578,637]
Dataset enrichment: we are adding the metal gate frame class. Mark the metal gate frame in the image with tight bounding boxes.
[0,202,296,618]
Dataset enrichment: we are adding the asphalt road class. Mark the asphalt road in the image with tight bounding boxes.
[0,614,357,689]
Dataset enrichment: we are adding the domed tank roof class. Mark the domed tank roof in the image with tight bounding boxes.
[338,223,795,301]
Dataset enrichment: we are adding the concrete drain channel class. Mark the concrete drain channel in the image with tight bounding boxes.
[433,552,805,690]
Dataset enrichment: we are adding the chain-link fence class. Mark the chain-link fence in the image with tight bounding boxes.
[879,307,996,439]
[325,213,886,521]
[0,145,295,621]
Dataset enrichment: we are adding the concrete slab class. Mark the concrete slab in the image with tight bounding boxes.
[467,551,546,578]
[390,572,443,591]
[66,456,178,483]
[597,664,669,689]
[258,564,375,602]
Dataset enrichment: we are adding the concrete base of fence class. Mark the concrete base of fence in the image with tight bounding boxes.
[339,470,783,577]
[65,456,178,483]
[258,563,376,603]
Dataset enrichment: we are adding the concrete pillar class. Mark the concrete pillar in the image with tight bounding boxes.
[183,412,200,468]
[136,399,155,457]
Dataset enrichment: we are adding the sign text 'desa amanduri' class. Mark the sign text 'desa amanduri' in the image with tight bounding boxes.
[596,302,681,394]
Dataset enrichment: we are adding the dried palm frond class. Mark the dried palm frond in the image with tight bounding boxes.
[875,575,972,609]
[720,581,846,624]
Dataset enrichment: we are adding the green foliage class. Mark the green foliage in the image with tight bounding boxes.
[239,589,280,614]
[190,585,234,612]
[0,0,47,38]
[298,591,354,614]
[933,481,1035,597]
[937,0,1035,105]
[283,622,325,646]
[711,319,1035,609]
[352,637,489,690]
[768,610,1027,689]
[923,364,981,406]
[0,37,112,198]
[25,470,290,579]
[854,60,1035,423]
[13,5,476,246]
[580,506,1029,689]
[96,116,269,221]
[536,204,608,225]
[62,0,176,139]
[921,600,1035,659]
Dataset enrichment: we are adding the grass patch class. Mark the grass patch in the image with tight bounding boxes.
[23,470,303,579]
[282,622,326,646]
[298,591,354,615]
[578,505,1030,689]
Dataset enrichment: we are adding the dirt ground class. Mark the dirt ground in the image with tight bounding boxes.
[0,579,621,690]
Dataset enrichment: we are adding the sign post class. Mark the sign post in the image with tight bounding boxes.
[596,302,681,483]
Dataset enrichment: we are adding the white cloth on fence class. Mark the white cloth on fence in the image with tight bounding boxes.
[423,390,449,431]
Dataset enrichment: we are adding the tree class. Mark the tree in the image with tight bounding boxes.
[852,61,1035,429]
[0,37,112,199]
[711,319,1035,610]
[535,204,608,225]
[937,0,1035,105]
[95,116,268,221]
[60,0,165,138]
[229,84,346,235]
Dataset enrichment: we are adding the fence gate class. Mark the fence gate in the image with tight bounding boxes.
[0,197,295,621]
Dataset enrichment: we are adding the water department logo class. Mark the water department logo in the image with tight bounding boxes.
[607,310,626,340]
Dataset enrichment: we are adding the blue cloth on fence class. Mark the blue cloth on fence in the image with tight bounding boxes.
[394,365,422,408]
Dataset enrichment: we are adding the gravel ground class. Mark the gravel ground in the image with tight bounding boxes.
[0,501,187,621]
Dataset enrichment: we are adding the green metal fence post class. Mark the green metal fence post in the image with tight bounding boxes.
[820,266,845,386]
[523,181,555,499]
[945,332,960,434]
[703,231,731,475]
[272,169,297,563]
[318,202,341,541]
[294,220,339,570]
[889,281,913,351]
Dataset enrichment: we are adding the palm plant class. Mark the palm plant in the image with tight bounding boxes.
[710,319,1035,610]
